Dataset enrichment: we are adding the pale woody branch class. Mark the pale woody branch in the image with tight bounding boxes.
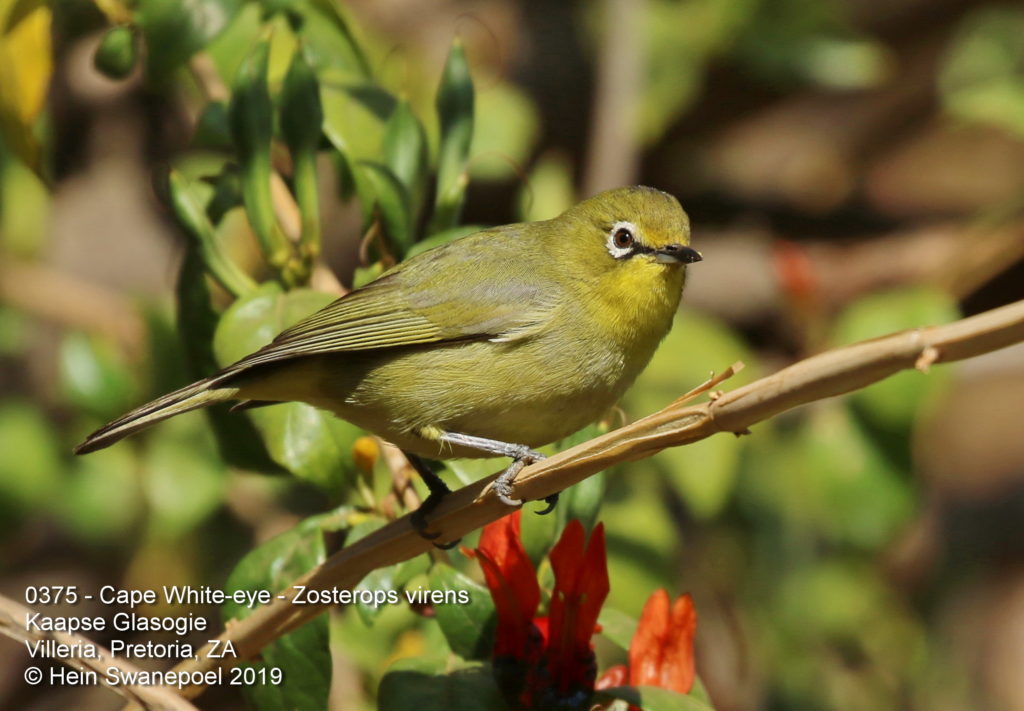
[169,298,1024,699]
[0,594,199,711]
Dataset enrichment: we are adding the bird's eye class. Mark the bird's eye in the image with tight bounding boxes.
[613,227,634,249]
[606,222,640,259]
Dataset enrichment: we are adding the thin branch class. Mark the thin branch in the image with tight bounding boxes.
[0,258,145,354]
[0,594,199,711]
[169,298,1024,699]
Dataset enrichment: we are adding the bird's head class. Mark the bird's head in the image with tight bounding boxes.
[555,186,701,279]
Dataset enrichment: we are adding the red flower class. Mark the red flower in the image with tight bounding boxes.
[630,590,697,693]
[470,511,609,710]
[596,589,698,705]
[473,508,542,659]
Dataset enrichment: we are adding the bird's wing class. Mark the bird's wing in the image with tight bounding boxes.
[228,225,557,371]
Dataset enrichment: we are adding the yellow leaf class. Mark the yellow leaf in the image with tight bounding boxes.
[0,0,52,170]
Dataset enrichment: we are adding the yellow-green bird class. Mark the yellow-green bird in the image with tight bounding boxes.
[76,186,701,532]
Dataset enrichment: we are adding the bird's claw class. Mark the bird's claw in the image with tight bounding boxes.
[534,492,560,516]
[410,487,461,550]
[493,451,547,507]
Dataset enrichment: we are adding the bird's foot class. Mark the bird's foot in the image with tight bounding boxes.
[493,447,546,507]
[404,452,460,549]
[410,489,460,550]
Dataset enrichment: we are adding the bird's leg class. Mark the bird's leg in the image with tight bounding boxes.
[404,452,459,550]
[437,432,548,509]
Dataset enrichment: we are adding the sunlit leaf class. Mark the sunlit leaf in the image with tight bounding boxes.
[138,0,241,83]
[224,509,351,711]
[598,607,639,651]
[940,7,1024,138]
[429,39,474,233]
[93,25,138,80]
[471,83,538,181]
[175,244,278,473]
[0,400,62,524]
[429,564,495,661]
[58,445,140,542]
[518,151,574,222]
[384,100,429,216]
[142,421,226,539]
[58,331,138,420]
[627,311,756,518]
[0,0,51,170]
[213,284,362,497]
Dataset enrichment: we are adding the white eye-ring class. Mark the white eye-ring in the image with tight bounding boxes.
[606,221,638,259]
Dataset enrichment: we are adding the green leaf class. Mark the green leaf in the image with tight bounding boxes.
[213,284,363,497]
[356,160,414,254]
[168,170,258,297]
[294,0,371,80]
[627,311,756,518]
[596,685,716,711]
[601,475,679,616]
[229,41,294,277]
[378,666,505,711]
[470,83,538,180]
[0,306,27,355]
[224,510,349,711]
[281,47,324,262]
[429,564,495,661]
[518,151,574,222]
[321,83,394,162]
[93,25,138,80]
[598,607,638,652]
[58,445,140,543]
[58,331,137,420]
[429,39,474,233]
[142,422,225,539]
[348,517,391,625]
[0,401,62,525]
[175,244,278,473]
[138,0,241,83]
[940,7,1024,138]
[193,101,233,151]
[384,100,429,216]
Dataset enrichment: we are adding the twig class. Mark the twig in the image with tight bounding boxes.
[0,258,145,355]
[165,298,1024,699]
[0,594,199,711]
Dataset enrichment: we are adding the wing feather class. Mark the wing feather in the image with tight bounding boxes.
[226,225,557,374]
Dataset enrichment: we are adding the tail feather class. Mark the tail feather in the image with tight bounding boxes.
[74,378,239,454]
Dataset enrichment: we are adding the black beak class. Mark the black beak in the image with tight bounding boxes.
[655,244,703,264]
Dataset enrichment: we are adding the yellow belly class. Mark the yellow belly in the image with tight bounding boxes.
[237,270,683,459]
[239,327,652,459]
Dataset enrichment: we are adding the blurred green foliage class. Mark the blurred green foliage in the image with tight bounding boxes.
[1,1,1016,710]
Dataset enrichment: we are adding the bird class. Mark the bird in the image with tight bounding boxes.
[75,185,701,537]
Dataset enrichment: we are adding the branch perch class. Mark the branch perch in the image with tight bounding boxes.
[0,594,199,711]
[171,298,1024,699]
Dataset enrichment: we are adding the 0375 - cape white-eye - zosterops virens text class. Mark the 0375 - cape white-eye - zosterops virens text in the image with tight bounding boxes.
[76,185,702,539]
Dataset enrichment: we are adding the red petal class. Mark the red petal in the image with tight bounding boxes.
[477,550,534,657]
[662,594,697,693]
[630,588,671,687]
[629,590,697,694]
[477,510,540,621]
[546,521,610,691]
